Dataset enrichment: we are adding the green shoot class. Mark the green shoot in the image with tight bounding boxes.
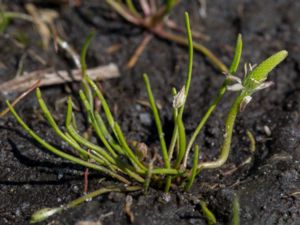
[246,129,256,153]
[232,195,240,225]
[173,12,193,168]
[143,73,170,192]
[167,87,179,160]
[184,144,199,191]
[30,185,142,223]
[143,73,169,169]
[199,200,217,225]
[80,32,95,111]
[229,34,243,74]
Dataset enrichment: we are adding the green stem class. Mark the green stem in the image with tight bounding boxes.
[143,73,170,169]
[165,88,178,192]
[183,34,242,168]
[144,160,154,192]
[65,98,119,164]
[114,123,147,173]
[79,90,118,157]
[232,195,240,225]
[151,167,180,175]
[167,121,178,160]
[143,71,171,193]
[125,0,140,17]
[197,94,244,171]
[66,185,142,209]
[173,12,193,168]
[199,200,217,225]
[184,144,199,191]
[183,79,229,167]
[178,12,194,117]
[80,33,95,111]
[94,112,124,154]
[85,76,120,139]
[174,116,186,168]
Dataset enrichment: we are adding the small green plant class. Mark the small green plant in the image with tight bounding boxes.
[5,13,287,223]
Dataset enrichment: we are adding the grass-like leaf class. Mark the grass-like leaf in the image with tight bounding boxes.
[229,34,243,74]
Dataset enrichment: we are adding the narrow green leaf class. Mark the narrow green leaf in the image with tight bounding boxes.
[229,34,243,74]
[185,144,199,191]
[143,73,170,169]
[85,76,116,131]
[80,32,95,111]
[178,12,193,116]
[174,116,186,168]
[80,32,95,76]
[114,123,147,173]
[79,90,118,158]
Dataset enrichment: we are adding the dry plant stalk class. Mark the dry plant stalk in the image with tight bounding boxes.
[0,63,120,95]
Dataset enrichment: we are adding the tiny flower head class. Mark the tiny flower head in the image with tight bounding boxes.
[173,86,186,109]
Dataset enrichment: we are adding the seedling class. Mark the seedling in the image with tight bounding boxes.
[5,13,287,223]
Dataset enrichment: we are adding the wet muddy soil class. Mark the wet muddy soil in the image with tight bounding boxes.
[0,1,299,225]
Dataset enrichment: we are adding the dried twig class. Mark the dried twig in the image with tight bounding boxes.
[124,195,134,223]
[127,33,153,69]
[0,63,120,95]
[0,80,41,117]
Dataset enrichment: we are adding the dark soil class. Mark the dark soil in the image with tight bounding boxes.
[0,1,299,225]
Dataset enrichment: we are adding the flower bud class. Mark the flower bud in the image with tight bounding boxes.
[173,86,186,109]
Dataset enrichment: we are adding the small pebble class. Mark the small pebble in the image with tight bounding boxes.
[139,113,152,126]
[57,171,64,180]
[15,208,21,217]
[72,185,79,193]
[264,125,271,136]
[161,193,171,203]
